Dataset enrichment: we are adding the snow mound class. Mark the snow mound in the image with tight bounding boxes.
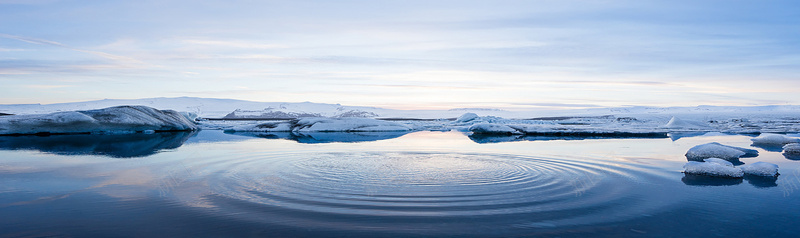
[783,143,800,154]
[663,116,710,130]
[750,133,800,145]
[683,159,744,178]
[228,117,412,132]
[468,123,522,135]
[456,113,479,123]
[685,142,756,161]
[739,162,779,177]
[0,106,197,135]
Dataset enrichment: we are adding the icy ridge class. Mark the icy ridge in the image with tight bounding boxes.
[0,106,197,135]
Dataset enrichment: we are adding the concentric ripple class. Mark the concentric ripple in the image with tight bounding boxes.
[191,151,675,235]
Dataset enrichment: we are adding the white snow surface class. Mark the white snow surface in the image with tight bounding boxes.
[683,159,744,178]
[228,117,412,132]
[739,162,779,177]
[685,142,756,161]
[0,106,197,135]
[784,143,800,154]
[750,133,800,145]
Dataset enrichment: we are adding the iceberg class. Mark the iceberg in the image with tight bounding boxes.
[227,117,412,132]
[750,133,800,145]
[683,158,744,178]
[468,123,522,135]
[455,113,479,123]
[783,143,800,154]
[739,162,779,177]
[0,106,197,135]
[685,142,757,161]
[663,116,710,130]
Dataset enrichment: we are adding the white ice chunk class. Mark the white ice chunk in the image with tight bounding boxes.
[784,143,800,154]
[685,142,753,161]
[663,116,710,130]
[0,106,197,135]
[739,162,779,177]
[703,158,734,167]
[751,133,800,145]
[468,123,522,134]
[683,161,744,178]
[456,113,479,123]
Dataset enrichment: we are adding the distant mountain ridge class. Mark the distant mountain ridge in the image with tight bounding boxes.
[2,97,800,119]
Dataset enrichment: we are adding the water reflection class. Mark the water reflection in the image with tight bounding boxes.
[224,131,409,143]
[751,144,785,152]
[468,133,668,144]
[681,174,778,188]
[784,153,800,160]
[0,131,196,158]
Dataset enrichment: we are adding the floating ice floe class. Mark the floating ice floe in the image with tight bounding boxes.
[468,123,523,135]
[750,133,800,145]
[0,106,197,135]
[683,158,744,178]
[783,143,800,154]
[685,142,758,161]
[228,117,412,132]
[739,162,779,177]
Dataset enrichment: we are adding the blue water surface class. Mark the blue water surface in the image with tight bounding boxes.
[1,130,799,237]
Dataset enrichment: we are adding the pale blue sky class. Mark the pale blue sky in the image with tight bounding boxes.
[1,0,799,109]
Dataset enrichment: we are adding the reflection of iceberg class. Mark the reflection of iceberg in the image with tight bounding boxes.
[667,132,708,141]
[224,131,409,143]
[467,133,667,144]
[681,174,778,188]
[744,175,778,188]
[681,174,743,186]
[0,131,196,158]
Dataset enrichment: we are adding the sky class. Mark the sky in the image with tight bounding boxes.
[1,0,799,110]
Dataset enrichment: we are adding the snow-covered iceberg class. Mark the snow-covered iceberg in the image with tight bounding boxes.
[663,116,711,131]
[683,158,744,178]
[739,162,779,177]
[456,113,479,123]
[227,117,412,132]
[685,142,758,161]
[0,106,197,135]
[750,133,800,145]
[783,143,800,154]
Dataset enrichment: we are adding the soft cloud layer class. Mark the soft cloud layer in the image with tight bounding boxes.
[1,0,799,109]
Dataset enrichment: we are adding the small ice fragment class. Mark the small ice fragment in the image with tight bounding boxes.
[143,130,155,134]
[751,133,800,145]
[456,113,479,123]
[685,142,751,161]
[783,143,800,154]
[739,162,779,177]
[683,161,744,178]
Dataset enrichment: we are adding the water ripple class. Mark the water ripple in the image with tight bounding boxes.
[190,151,674,235]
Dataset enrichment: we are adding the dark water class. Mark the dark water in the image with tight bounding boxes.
[1,131,799,237]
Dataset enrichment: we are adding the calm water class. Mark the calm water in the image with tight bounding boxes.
[1,130,799,237]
